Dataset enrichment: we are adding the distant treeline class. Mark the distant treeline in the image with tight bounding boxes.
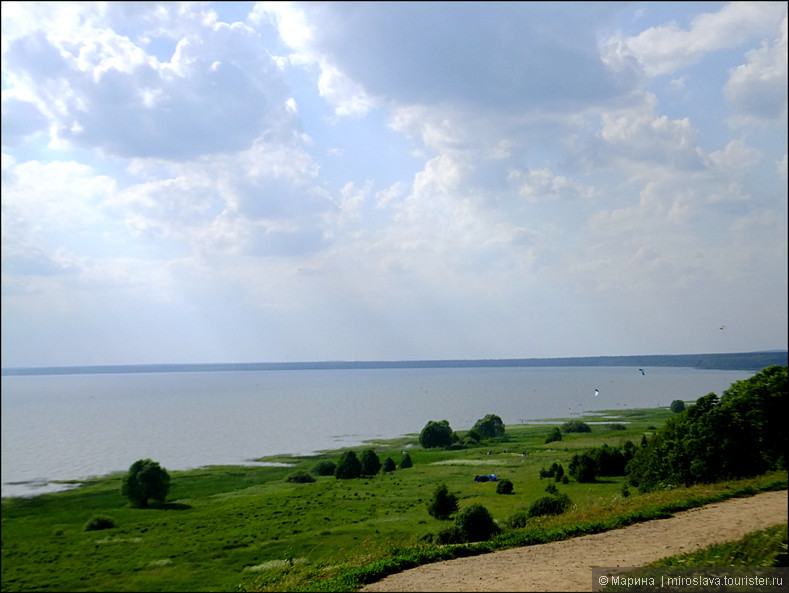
[2,350,786,376]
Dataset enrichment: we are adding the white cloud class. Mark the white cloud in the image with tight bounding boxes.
[602,1,786,77]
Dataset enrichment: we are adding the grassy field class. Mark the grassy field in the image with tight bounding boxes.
[2,406,786,592]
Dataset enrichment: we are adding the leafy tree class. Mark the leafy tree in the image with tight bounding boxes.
[454,503,500,542]
[419,419,454,448]
[670,399,686,413]
[399,451,413,469]
[121,459,170,508]
[427,483,459,520]
[545,426,562,443]
[381,457,396,473]
[472,414,505,439]
[334,451,362,479]
[360,449,382,476]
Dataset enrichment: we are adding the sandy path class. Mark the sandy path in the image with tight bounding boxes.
[361,490,788,592]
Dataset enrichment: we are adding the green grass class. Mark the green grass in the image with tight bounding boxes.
[2,407,786,592]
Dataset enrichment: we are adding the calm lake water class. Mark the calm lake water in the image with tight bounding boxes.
[1,366,755,498]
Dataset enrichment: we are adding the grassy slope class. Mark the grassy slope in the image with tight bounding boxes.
[1,407,786,592]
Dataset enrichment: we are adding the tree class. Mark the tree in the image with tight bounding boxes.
[427,483,459,520]
[568,453,596,483]
[399,451,413,469]
[472,414,505,439]
[670,399,686,413]
[496,478,514,494]
[121,459,170,508]
[334,450,362,479]
[561,420,591,433]
[360,449,382,476]
[382,457,396,473]
[419,419,454,449]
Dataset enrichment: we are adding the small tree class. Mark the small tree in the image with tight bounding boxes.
[360,449,382,476]
[399,452,413,469]
[569,453,596,483]
[528,493,572,517]
[427,483,459,520]
[334,451,362,479]
[419,420,454,448]
[561,420,591,433]
[472,414,505,439]
[311,460,336,476]
[382,457,397,473]
[121,459,170,508]
[670,399,686,413]
[285,470,315,483]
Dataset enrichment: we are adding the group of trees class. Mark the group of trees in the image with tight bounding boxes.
[419,414,506,449]
[333,449,410,479]
[627,365,787,492]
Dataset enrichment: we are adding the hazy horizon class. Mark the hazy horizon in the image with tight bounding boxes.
[2,2,787,368]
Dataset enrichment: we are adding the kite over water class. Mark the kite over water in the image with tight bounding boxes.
[594,389,599,397]
[639,368,645,375]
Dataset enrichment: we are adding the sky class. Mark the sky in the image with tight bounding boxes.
[1,1,787,368]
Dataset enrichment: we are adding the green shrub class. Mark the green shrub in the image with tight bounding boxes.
[496,478,514,494]
[608,423,627,430]
[435,525,464,545]
[83,515,116,532]
[427,483,459,520]
[527,493,572,517]
[399,452,413,469]
[504,511,530,530]
[381,457,396,473]
[545,482,558,495]
[561,420,591,433]
[311,460,336,476]
[670,399,686,413]
[544,426,562,443]
[285,470,316,483]
[454,503,500,542]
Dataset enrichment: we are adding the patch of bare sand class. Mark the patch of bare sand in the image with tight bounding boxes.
[361,490,788,592]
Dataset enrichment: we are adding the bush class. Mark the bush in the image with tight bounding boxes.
[311,460,336,476]
[427,483,459,520]
[454,503,500,542]
[569,453,597,483]
[544,426,562,443]
[121,459,170,508]
[527,493,572,517]
[285,470,315,483]
[419,420,454,448]
[334,451,362,479]
[608,423,627,430]
[399,452,413,469]
[360,449,381,476]
[504,511,530,530]
[381,457,396,473]
[670,399,686,413]
[83,515,116,532]
[496,478,514,494]
[472,414,505,439]
[545,482,558,495]
[435,525,464,545]
[561,420,591,433]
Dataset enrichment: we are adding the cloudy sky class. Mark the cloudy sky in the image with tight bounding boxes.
[1,1,787,368]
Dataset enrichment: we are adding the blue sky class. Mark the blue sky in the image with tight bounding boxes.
[1,1,787,367]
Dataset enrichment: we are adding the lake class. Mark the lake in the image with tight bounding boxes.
[0,365,755,497]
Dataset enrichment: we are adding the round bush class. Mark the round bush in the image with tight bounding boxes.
[495,478,514,494]
[83,515,116,532]
[285,470,316,483]
[427,483,459,520]
[334,451,362,479]
[561,420,591,433]
[398,452,413,469]
[670,399,686,413]
[527,493,572,517]
[454,503,500,542]
[311,460,336,476]
[121,458,170,508]
[381,457,397,473]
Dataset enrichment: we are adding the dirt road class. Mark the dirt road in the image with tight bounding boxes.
[361,490,788,592]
